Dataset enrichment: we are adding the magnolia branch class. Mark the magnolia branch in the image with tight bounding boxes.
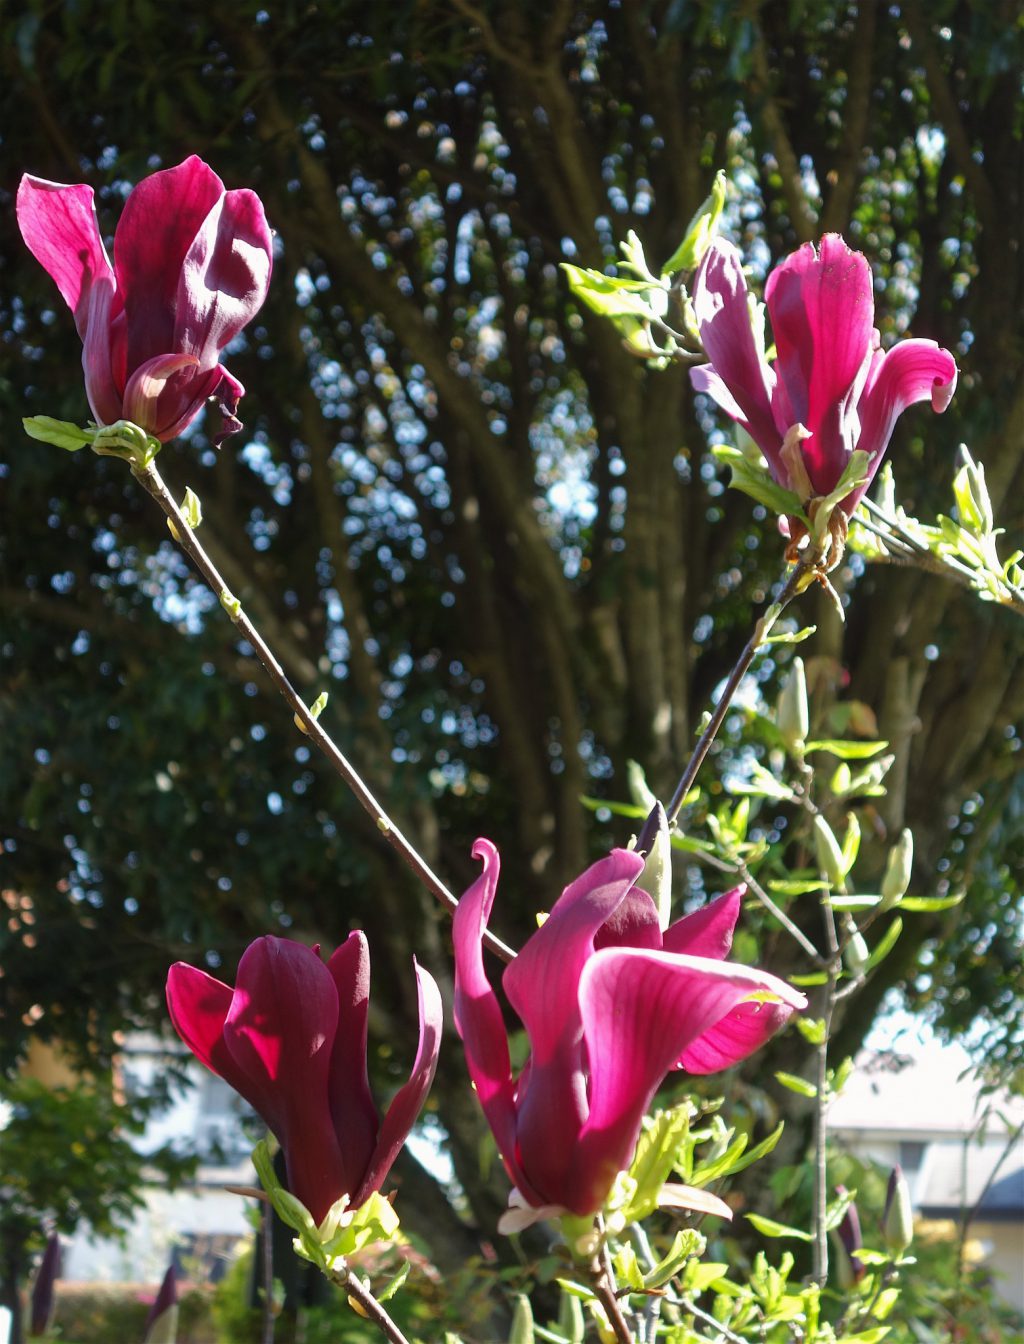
[638,548,825,856]
[131,460,516,963]
[333,1269,412,1344]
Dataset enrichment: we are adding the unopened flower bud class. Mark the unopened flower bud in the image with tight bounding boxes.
[832,1188,865,1291]
[559,1289,585,1344]
[509,1294,535,1344]
[814,814,846,888]
[880,829,913,910]
[777,657,809,751]
[844,930,870,978]
[883,1165,914,1254]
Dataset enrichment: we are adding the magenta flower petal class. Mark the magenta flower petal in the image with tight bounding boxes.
[503,849,645,1060]
[114,156,225,371]
[502,850,644,1204]
[452,840,531,1196]
[661,887,742,959]
[691,240,781,471]
[576,951,805,1212]
[325,932,381,1199]
[678,992,804,1074]
[18,156,272,444]
[454,842,805,1220]
[356,959,443,1206]
[222,938,347,1223]
[593,885,662,951]
[15,177,114,335]
[691,232,957,516]
[175,187,274,368]
[166,962,239,1084]
[766,237,874,494]
[847,339,959,508]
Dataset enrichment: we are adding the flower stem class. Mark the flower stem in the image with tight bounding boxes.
[639,548,824,853]
[131,461,516,962]
[592,1269,635,1344]
[813,894,841,1287]
[333,1269,412,1344]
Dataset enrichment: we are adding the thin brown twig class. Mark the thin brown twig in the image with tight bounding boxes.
[662,549,825,831]
[131,460,517,963]
[334,1269,413,1344]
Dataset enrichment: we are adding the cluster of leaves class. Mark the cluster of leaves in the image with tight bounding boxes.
[850,454,1024,614]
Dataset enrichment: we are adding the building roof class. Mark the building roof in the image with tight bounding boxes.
[829,1036,1024,1140]
[916,1140,1024,1223]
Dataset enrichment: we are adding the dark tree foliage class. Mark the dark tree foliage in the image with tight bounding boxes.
[1,0,1021,1261]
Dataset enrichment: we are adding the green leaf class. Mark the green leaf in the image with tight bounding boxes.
[23,415,96,451]
[579,794,650,820]
[561,264,667,320]
[726,1121,785,1176]
[768,878,827,897]
[765,625,817,645]
[621,1104,692,1220]
[805,739,890,759]
[377,1258,411,1302]
[612,1245,645,1291]
[900,894,965,912]
[865,916,903,971]
[745,1214,812,1242]
[661,170,727,275]
[796,1018,827,1045]
[775,1072,818,1099]
[712,445,803,517]
[791,971,829,986]
[679,1258,730,1293]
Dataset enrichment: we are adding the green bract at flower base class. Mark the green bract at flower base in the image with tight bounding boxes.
[252,1138,401,1276]
[23,414,163,470]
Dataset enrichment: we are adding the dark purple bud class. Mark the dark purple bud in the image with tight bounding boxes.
[142,1263,178,1343]
[833,1186,865,1290]
[29,1234,61,1337]
[883,1164,914,1253]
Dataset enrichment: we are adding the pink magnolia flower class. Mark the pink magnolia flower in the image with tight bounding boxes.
[454,841,806,1220]
[167,934,441,1224]
[690,234,957,516]
[17,155,273,445]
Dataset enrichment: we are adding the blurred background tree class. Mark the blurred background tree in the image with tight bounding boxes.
[1,0,1021,1268]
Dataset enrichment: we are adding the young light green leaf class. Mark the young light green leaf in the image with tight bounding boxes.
[377,1258,411,1302]
[561,264,667,320]
[23,416,96,451]
[865,916,903,971]
[768,878,829,897]
[764,625,817,646]
[899,894,964,912]
[712,445,804,517]
[725,1121,785,1176]
[775,1072,818,1099]
[661,170,727,275]
[621,1104,692,1220]
[796,1018,827,1045]
[805,739,890,760]
[791,971,829,986]
[745,1214,813,1242]
[678,1258,730,1293]
[612,1245,645,1291]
